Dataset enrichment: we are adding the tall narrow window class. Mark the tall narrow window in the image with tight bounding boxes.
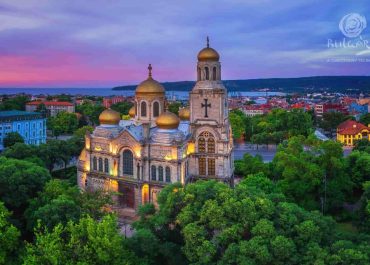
[198,137,206,153]
[205,67,209,80]
[199,157,206,175]
[158,166,163,181]
[141,101,147,117]
[93,157,97,171]
[208,158,215,176]
[98,158,103,172]
[199,131,215,153]
[213,67,217,80]
[122,150,134,175]
[207,138,215,153]
[137,164,140,180]
[151,165,157,181]
[104,158,109,173]
[153,101,160,117]
[165,167,171,182]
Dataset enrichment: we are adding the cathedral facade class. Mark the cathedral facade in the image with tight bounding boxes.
[77,40,234,210]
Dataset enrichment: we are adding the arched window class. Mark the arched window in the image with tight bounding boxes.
[197,67,201,80]
[104,158,109,173]
[158,166,163,181]
[151,165,156,181]
[199,157,206,175]
[207,138,215,153]
[208,158,215,176]
[165,167,171,182]
[199,131,215,153]
[98,158,103,172]
[93,157,97,171]
[205,67,209,80]
[153,101,160,117]
[213,67,217,80]
[141,101,147,117]
[122,150,134,175]
[137,163,140,180]
[198,137,206,153]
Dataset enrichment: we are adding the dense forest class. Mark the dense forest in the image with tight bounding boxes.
[113,76,370,93]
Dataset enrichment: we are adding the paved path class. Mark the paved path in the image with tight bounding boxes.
[233,142,276,162]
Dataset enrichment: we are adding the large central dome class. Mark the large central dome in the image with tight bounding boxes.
[136,64,165,96]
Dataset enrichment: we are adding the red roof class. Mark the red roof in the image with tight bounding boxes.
[26,101,74,106]
[337,120,369,135]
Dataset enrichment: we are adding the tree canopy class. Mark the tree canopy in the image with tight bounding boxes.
[23,215,142,265]
[47,111,78,137]
[3,132,24,148]
[133,177,370,265]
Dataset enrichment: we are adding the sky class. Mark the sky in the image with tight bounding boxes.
[0,0,369,88]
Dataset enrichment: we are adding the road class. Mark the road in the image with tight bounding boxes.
[233,142,353,162]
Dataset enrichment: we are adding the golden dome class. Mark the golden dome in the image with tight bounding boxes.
[128,106,136,118]
[156,111,180,129]
[197,36,219,61]
[136,64,165,96]
[99,108,121,125]
[179,107,190,121]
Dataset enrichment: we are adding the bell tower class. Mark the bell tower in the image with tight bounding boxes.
[188,37,234,185]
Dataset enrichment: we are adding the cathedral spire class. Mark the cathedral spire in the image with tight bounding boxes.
[148,63,152,78]
[206,36,209,48]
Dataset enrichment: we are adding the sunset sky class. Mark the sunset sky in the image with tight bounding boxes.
[0,0,369,88]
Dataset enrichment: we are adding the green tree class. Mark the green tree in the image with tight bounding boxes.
[0,157,51,214]
[23,215,142,265]
[47,111,78,136]
[136,177,370,265]
[272,137,323,210]
[3,132,24,148]
[25,179,111,232]
[0,95,29,111]
[111,101,133,115]
[76,102,105,125]
[359,113,370,126]
[73,125,94,140]
[249,108,313,144]
[319,112,352,135]
[353,139,370,153]
[357,181,370,232]
[229,110,246,139]
[0,202,20,265]
[167,102,182,115]
[272,136,352,213]
[234,153,269,177]
[345,151,370,192]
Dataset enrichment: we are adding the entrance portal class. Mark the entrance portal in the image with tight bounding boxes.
[118,182,135,209]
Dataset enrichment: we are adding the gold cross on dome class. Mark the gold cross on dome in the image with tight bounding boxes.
[148,64,152,77]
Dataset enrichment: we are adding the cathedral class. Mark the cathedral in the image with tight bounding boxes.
[77,39,234,210]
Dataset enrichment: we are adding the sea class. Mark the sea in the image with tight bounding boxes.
[0,87,285,101]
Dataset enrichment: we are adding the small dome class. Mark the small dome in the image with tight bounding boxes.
[136,64,165,96]
[156,111,180,129]
[128,106,136,118]
[99,108,121,125]
[197,47,220,62]
[179,107,190,121]
[197,36,220,62]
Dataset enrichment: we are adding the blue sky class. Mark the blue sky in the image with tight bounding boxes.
[0,0,369,87]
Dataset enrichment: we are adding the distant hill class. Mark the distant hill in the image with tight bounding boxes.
[113,76,370,94]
